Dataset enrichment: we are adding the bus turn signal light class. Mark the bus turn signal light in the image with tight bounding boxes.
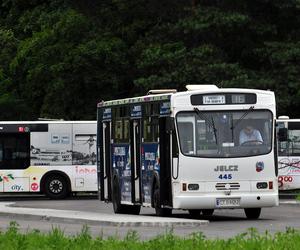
[269,181,273,189]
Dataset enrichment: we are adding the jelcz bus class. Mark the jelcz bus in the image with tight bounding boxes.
[0,121,97,198]
[277,116,300,190]
[97,85,278,219]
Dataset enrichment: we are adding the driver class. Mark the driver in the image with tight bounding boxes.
[239,125,263,145]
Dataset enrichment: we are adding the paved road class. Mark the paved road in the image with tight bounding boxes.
[0,195,299,239]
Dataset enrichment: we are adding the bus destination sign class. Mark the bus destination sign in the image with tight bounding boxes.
[203,95,226,105]
[191,93,257,105]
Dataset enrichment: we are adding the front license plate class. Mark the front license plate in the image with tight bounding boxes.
[216,198,240,207]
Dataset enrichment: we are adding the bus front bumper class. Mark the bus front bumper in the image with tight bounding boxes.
[172,192,279,210]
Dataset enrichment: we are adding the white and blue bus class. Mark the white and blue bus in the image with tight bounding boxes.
[97,85,278,219]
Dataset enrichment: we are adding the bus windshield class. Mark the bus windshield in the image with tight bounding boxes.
[176,110,273,158]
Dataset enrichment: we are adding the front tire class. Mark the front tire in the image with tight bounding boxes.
[112,178,125,213]
[112,178,141,215]
[244,208,261,219]
[127,205,141,215]
[153,181,172,217]
[44,175,69,199]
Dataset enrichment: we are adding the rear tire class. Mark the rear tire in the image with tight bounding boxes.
[188,209,201,219]
[44,175,69,199]
[153,181,172,217]
[244,208,261,219]
[202,209,214,216]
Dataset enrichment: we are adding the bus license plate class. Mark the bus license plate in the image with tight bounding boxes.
[216,198,240,207]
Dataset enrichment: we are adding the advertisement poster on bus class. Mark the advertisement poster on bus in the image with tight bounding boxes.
[141,143,160,204]
[278,157,300,190]
[112,144,132,202]
[30,123,96,167]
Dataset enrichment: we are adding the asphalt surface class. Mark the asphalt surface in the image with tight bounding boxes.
[0,194,300,239]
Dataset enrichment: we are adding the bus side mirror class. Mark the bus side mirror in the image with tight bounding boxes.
[278,128,288,141]
[166,117,175,133]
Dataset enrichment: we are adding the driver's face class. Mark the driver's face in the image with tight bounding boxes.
[244,126,253,134]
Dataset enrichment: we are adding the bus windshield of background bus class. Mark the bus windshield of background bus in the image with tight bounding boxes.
[176,110,272,158]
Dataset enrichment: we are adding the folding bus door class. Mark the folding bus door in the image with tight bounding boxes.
[131,119,141,204]
[101,121,112,201]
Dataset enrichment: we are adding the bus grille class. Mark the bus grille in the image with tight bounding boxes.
[215,182,240,190]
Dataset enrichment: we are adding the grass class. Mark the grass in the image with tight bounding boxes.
[1,221,300,249]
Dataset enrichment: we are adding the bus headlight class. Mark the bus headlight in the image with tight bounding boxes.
[256,182,268,189]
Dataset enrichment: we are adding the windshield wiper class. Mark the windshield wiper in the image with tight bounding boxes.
[194,107,218,145]
[230,106,254,131]
[230,106,254,143]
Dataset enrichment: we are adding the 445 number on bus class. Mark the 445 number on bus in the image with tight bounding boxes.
[218,174,232,180]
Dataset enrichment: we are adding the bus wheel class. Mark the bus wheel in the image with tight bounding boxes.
[44,175,68,199]
[127,205,141,215]
[202,209,214,216]
[188,209,201,219]
[153,182,172,217]
[244,208,261,219]
[112,178,127,214]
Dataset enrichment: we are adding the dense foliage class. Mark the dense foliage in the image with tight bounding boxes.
[0,0,299,120]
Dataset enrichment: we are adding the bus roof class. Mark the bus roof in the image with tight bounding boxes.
[0,121,96,125]
[97,86,274,108]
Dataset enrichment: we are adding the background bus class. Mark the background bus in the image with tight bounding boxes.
[97,85,278,219]
[0,121,97,199]
[277,116,300,190]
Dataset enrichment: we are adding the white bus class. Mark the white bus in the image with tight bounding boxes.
[0,121,97,199]
[277,116,300,190]
[97,85,278,219]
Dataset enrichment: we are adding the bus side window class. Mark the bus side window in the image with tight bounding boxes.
[278,128,288,142]
[0,134,30,170]
[4,148,13,160]
[0,144,3,161]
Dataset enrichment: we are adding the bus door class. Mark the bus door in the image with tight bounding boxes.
[102,121,112,201]
[140,115,160,206]
[130,119,141,204]
[158,117,172,207]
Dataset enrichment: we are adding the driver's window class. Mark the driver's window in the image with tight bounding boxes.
[178,122,194,154]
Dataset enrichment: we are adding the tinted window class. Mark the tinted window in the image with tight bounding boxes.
[0,133,30,169]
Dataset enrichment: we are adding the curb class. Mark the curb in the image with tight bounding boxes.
[0,202,209,227]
